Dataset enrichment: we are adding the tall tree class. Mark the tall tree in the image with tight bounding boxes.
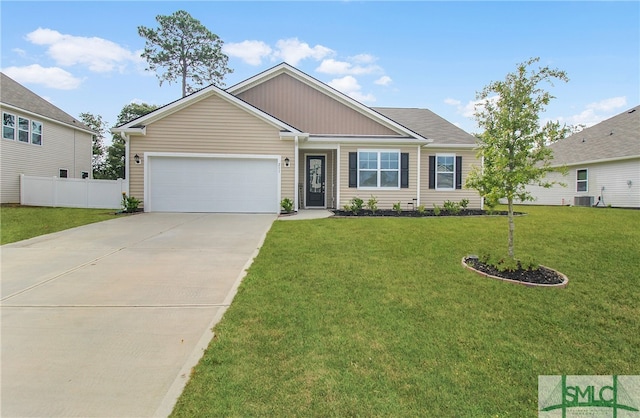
[79,112,107,178]
[138,10,232,97]
[466,57,571,259]
[103,103,158,180]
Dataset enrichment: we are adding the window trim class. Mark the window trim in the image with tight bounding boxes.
[3,112,16,140]
[357,149,401,189]
[435,153,456,191]
[576,168,588,192]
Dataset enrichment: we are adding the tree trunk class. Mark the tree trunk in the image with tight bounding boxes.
[507,197,515,258]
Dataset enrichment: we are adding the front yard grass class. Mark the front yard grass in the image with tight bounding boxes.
[172,206,639,417]
[0,205,118,245]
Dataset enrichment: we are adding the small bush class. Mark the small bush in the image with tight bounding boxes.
[460,198,470,209]
[281,198,294,213]
[416,204,426,215]
[392,201,402,214]
[366,195,378,214]
[121,193,140,213]
[479,252,539,272]
[433,204,441,216]
[344,197,364,215]
[443,200,461,215]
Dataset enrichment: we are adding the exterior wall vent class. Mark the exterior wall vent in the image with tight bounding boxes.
[574,196,594,207]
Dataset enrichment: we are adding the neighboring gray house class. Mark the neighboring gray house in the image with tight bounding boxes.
[1,73,94,203]
[523,105,640,208]
[112,63,481,213]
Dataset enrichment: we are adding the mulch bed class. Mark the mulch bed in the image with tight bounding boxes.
[333,209,519,217]
[463,257,566,286]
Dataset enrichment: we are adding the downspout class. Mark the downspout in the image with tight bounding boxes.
[416,145,421,206]
[294,136,299,211]
[122,132,130,195]
[336,145,341,208]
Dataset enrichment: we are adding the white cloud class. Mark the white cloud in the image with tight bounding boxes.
[2,64,83,89]
[25,27,143,73]
[559,96,628,128]
[273,38,334,66]
[444,98,461,106]
[328,75,375,103]
[351,54,376,64]
[316,58,381,75]
[587,96,627,112]
[223,40,272,66]
[446,96,499,118]
[374,76,392,86]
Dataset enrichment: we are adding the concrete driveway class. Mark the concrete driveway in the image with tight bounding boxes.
[1,213,276,417]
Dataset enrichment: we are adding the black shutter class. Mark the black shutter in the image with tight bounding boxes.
[428,155,435,189]
[455,156,463,189]
[400,153,409,188]
[348,152,357,188]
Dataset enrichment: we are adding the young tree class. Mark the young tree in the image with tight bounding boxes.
[103,103,159,180]
[466,57,571,259]
[138,10,232,97]
[79,112,107,178]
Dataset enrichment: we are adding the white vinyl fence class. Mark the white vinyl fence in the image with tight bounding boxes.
[20,174,128,209]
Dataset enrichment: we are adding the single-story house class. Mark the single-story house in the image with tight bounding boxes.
[1,73,94,204]
[112,63,481,213]
[521,105,639,208]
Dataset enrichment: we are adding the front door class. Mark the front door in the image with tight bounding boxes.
[306,155,325,207]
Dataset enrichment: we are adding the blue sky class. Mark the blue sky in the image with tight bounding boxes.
[1,1,638,136]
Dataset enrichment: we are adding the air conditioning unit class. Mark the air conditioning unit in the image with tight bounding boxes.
[574,196,594,207]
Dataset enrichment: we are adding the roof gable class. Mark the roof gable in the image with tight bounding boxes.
[550,105,640,165]
[0,73,92,133]
[113,81,303,135]
[227,63,428,141]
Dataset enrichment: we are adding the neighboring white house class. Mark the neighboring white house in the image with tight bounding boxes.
[1,73,94,204]
[523,105,639,208]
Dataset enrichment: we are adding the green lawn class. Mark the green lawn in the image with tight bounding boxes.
[172,206,639,417]
[0,205,118,245]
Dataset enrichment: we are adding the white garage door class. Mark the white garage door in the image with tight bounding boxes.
[148,156,279,213]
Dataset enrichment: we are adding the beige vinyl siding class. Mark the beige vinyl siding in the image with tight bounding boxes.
[128,94,294,208]
[339,145,419,210]
[1,106,92,203]
[420,148,482,209]
[237,73,399,136]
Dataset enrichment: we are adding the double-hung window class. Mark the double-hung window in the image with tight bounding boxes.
[576,169,588,192]
[31,121,43,145]
[435,155,455,189]
[18,117,30,143]
[358,150,400,188]
[3,112,15,140]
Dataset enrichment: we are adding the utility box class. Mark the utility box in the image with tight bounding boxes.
[574,196,594,207]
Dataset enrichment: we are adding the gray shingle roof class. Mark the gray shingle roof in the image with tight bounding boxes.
[373,107,477,145]
[0,73,92,132]
[549,105,640,166]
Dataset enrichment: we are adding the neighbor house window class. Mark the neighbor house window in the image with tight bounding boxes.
[3,112,15,140]
[577,169,588,192]
[358,150,400,188]
[435,155,455,189]
[59,169,68,178]
[18,117,29,143]
[31,121,43,145]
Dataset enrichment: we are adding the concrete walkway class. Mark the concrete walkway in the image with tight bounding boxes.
[277,209,334,221]
[1,213,276,417]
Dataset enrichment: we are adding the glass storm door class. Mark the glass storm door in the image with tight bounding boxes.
[306,156,325,207]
